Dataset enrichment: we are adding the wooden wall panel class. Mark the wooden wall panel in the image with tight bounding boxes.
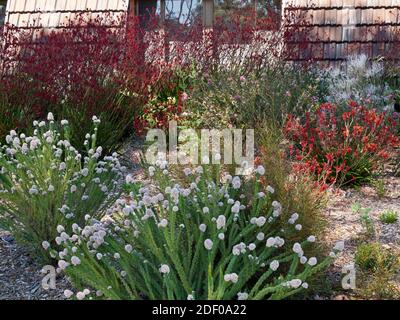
[5,0,128,28]
[284,0,400,63]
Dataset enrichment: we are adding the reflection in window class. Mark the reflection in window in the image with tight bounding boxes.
[137,0,203,26]
[214,1,281,19]
[214,0,254,20]
[165,0,202,26]
[0,0,7,27]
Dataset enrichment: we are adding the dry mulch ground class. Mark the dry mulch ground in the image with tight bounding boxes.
[0,230,69,300]
[320,172,400,299]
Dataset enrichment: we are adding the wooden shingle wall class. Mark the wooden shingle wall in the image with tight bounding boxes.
[4,0,129,29]
[284,0,400,65]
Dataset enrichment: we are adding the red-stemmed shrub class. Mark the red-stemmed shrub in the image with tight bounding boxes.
[0,5,309,148]
[284,101,400,188]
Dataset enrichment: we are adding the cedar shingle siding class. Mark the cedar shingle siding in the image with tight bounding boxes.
[284,0,400,64]
[4,0,128,28]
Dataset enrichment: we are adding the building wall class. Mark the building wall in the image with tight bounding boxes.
[284,0,400,65]
[4,0,130,29]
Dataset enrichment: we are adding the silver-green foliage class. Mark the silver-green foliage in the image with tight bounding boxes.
[51,161,343,300]
[0,114,125,260]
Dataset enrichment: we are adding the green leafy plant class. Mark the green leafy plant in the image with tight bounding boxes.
[352,203,376,238]
[355,242,400,299]
[372,178,386,198]
[379,210,398,224]
[49,161,343,300]
[359,208,375,238]
[0,113,125,261]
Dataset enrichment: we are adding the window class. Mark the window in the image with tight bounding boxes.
[214,0,281,26]
[137,0,202,26]
[0,0,7,27]
[134,0,281,28]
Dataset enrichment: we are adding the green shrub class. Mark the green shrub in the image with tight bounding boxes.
[0,113,125,261]
[257,125,327,244]
[49,160,342,300]
[355,243,400,299]
[379,210,398,224]
[185,64,321,130]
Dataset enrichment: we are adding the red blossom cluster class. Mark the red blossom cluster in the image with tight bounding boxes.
[284,102,400,189]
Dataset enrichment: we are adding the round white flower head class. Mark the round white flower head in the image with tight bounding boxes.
[307,235,316,242]
[96,253,103,260]
[292,243,302,254]
[232,176,241,189]
[224,273,239,283]
[266,237,276,247]
[256,165,265,175]
[295,224,302,231]
[76,292,86,300]
[58,260,68,270]
[187,294,194,300]
[199,224,207,233]
[216,215,226,230]
[289,279,302,289]
[64,289,74,298]
[257,232,265,241]
[204,239,213,250]
[237,292,248,300]
[266,185,275,194]
[42,241,50,250]
[83,289,90,295]
[71,256,81,266]
[218,233,225,240]
[57,225,65,233]
[125,244,133,253]
[269,260,280,271]
[300,256,308,264]
[158,219,168,228]
[159,264,170,274]
[256,216,266,227]
[308,257,317,266]
[114,253,121,259]
[202,207,210,214]
[248,243,256,251]
[302,282,309,289]
[61,120,69,126]
[47,112,54,121]
[334,241,345,252]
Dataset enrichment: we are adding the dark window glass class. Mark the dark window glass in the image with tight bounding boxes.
[0,1,7,27]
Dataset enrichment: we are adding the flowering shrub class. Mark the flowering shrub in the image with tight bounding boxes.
[49,160,342,300]
[0,14,164,150]
[321,55,395,111]
[0,114,125,261]
[185,65,321,129]
[136,68,196,132]
[284,102,400,188]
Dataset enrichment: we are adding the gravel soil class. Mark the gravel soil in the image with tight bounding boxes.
[320,172,400,299]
